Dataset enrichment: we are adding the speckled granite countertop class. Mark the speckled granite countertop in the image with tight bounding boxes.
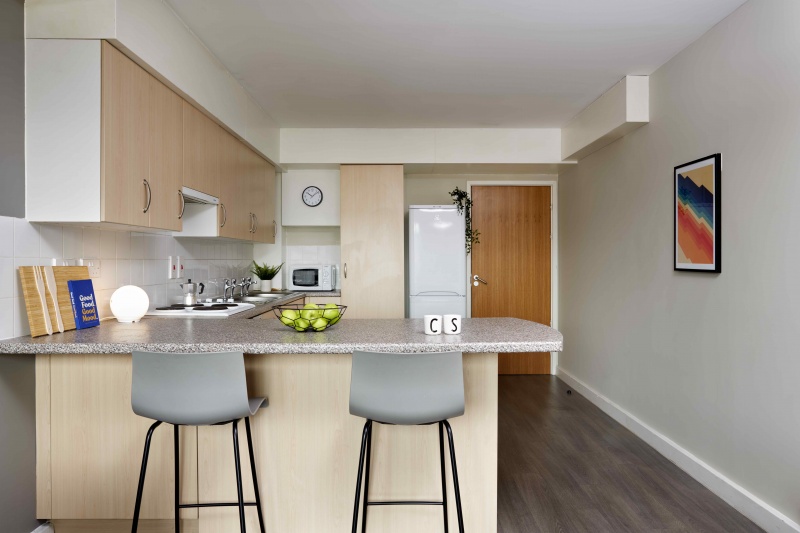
[0,318,562,355]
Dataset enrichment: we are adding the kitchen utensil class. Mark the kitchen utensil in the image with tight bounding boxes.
[272,304,347,332]
[44,266,64,333]
[180,279,205,306]
[34,266,53,335]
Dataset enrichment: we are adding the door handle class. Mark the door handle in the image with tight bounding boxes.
[178,190,186,219]
[473,274,488,286]
[143,179,152,213]
[220,203,227,228]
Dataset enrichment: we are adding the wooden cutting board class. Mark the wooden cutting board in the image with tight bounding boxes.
[19,266,91,337]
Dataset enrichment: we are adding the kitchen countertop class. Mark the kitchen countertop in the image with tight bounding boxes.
[0,317,562,355]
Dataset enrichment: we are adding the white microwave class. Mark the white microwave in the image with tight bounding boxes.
[288,264,338,291]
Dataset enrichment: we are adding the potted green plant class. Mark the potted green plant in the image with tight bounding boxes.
[250,262,284,292]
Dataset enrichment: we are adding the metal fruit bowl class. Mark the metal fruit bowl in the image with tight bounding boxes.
[273,304,347,332]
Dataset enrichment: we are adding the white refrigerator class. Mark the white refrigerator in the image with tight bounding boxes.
[409,205,468,318]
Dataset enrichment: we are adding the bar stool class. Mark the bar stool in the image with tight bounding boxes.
[349,350,466,533]
[130,351,267,533]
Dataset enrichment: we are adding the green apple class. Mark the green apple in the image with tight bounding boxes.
[281,309,300,321]
[311,317,329,331]
[280,316,294,326]
[322,303,340,320]
[294,318,310,331]
[300,303,322,320]
[328,315,340,325]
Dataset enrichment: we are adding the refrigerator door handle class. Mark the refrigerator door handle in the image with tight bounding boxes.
[412,291,464,296]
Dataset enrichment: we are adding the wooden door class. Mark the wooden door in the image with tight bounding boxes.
[218,131,249,239]
[471,186,552,374]
[100,42,150,227]
[253,159,276,244]
[182,102,220,197]
[148,77,183,231]
[340,165,405,318]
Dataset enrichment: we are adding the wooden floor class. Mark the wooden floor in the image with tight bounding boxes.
[498,376,763,533]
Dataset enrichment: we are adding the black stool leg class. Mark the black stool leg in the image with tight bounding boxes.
[244,417,266,533]
[351,419,372,533]
[439,421,449,533]
[443,420,464,533]
[232,419,247,533]
[361,420,373,532]
[132,420,162,533]
[174,424,181,533]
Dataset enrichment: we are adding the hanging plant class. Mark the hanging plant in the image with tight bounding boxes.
[449,187,480,254]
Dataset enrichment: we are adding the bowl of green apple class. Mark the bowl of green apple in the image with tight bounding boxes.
[273,303,346,332]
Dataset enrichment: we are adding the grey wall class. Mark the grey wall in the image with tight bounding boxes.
[0,356,38,533]
[0,0,25,218]
[1,4,39,532]
[559,0,800,528]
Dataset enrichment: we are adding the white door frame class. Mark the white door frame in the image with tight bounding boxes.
[466,180,559,374]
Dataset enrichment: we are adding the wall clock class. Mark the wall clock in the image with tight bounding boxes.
[302,186,323,207]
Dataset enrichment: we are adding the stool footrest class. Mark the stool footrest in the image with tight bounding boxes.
[178,502,258,508]
[366,500,443,506]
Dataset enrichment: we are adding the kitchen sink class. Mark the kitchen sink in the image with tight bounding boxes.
[235,295,282,303]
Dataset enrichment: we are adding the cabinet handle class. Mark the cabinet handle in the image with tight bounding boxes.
[272,220,277,238]
[250,213,255,233]
[178,190,186,219]
[344,262,347,279]
[143,179,152,213]
[220,203,227,228]
[253,214,258,234]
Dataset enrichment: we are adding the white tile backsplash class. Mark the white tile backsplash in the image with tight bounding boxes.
[0,217,13,257]
[13,218,40,258]
[0,215,257,339]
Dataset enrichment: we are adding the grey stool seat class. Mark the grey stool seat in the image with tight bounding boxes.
[349,351,465,425]
[349,350,466,533]
[130,351,267,533]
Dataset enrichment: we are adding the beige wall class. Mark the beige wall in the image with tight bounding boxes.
[558,0,800,529]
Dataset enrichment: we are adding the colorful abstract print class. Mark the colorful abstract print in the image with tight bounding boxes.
[677,164,714,265]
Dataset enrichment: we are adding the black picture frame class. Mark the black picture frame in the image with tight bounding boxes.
[674,153,721,273]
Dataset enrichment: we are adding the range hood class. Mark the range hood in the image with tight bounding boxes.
[181,186,219,205]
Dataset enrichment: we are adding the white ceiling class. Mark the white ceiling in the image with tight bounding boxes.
[166,0,745,128]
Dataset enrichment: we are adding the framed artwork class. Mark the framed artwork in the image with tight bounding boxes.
[674,154,721,273]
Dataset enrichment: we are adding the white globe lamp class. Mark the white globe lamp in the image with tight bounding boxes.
[110,285,150,323]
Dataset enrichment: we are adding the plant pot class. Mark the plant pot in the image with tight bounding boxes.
[260,280,273,292]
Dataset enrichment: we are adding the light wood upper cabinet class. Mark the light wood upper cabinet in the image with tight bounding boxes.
[218,130,246,240]
[101,42,150,228]
[183,102,220,198]
[253,159,277,244]
[148,78,183,231]
[340,165,405,318]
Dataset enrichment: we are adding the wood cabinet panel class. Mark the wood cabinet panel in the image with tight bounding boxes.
[101,42,150,228]
[340,165,405,318]
[183,102,220,198]
[46,354,197,520]
[218,130,248,239]
[148,78,183,231]
[252,158,276,244]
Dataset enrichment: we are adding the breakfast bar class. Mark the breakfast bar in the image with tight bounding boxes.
[0,318,562,533]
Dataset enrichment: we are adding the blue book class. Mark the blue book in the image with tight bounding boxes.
[67,279,100,330]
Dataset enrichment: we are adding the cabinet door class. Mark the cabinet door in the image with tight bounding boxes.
[252,157,276,244]
[340,165,405,318]
[182,102,220,197]
[148,78,183,231]
[219,132,252,240]
[101,42,150,227]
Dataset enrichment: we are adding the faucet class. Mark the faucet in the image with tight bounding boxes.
[237,277,254,298]
[223,278,235,301]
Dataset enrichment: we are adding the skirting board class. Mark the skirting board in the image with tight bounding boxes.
[557,368,800,533]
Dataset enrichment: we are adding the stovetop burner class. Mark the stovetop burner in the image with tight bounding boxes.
[146,301,255,318]
[155,304,205,311]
